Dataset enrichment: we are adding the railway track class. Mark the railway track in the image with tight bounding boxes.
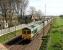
[4,20,52,50]
[5,35,31,50]
[5,35,32,45]
[5,32,42,50]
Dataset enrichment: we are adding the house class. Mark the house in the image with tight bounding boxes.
[21,15,41,24]
[0,16,8,29]
[6,9,19,27]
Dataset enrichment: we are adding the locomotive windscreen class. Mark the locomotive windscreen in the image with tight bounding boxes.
[22,28,31,34]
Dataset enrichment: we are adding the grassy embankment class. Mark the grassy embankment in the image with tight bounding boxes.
[0,29,22,44]
[48,17,63,50]
[39,17,63,50]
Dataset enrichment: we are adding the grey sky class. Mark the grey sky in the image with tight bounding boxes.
[28,0,63,16]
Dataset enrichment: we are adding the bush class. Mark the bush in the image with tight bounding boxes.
[39,35,49,50]
[52,43,62,50]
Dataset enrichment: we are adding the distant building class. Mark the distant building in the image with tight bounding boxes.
[0,16,8,29]
[5,9,19,27]
[21,15,41,24]
[0,13,18,29]
[4,20,8,28]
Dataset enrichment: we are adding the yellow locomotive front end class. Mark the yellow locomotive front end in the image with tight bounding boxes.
[22,28,32,40]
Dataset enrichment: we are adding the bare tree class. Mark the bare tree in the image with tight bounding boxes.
[15,0,29,24]
[0,0,29,25]
[16,0,29,17]
[29,7,43,21]
[36,10,43,20]
[29,7,36,15]
[0,0,9,22]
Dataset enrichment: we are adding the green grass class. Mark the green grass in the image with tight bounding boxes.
[0,29,22,44]
[48,17,63,50]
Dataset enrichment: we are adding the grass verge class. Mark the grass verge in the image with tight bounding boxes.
[48,17,63,50]
[0,29,22,44]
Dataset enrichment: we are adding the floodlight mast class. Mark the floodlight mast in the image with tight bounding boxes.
[43,0,46,36]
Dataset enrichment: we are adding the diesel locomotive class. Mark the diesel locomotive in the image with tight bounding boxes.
[21,18,52,40]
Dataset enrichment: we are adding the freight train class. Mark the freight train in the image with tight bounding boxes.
[21,18,52,40]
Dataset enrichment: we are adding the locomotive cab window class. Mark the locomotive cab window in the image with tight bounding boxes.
[27,30,31,34]
[22,28,31,34]
[22,30,26,34]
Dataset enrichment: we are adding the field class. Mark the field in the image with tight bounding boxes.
[48,17,63,50]
[0,29,22,44]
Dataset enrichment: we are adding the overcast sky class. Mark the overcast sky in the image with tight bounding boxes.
[28,0,63,16]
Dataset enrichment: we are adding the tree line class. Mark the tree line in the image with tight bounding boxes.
[0,0,28,27]
[0,0,44,28]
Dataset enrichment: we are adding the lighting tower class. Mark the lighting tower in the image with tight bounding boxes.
[43,0,46,36]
